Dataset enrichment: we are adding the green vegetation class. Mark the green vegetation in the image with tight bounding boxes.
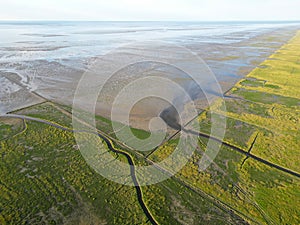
[16,102,73,128]
[0,120,149,224]
[231,88,299,107]
[236,32,300,99]
[1,30,300,225]
[0,118,24,140]
[197,111,258,149]
[0,104,244,224]
[149,30,300,224]
[143,178,245,225]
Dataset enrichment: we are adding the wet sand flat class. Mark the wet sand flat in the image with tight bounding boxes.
[1,22,300,130]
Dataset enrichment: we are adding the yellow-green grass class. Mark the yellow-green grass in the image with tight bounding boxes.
[0,120,149,224]
[149,30,300,224]
[235,31,300,99]
[206,30,300,222]
[151,137,300,224]
[209,29,300,172]
[0,104,246,224]
[0,118,24,140]
[150,136,300,224]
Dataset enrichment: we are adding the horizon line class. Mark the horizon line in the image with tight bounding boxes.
[0,19,300,23]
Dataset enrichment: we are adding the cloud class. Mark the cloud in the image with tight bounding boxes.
[0,0,299,21]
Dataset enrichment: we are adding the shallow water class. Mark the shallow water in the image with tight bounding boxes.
[0,21,299,63]
[0,21,299,121]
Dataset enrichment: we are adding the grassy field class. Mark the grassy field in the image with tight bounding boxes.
[200,30,300,223]
[1,31,299,225]
[150,30,300,224]
[0,120,149,224]
[0,103,245,224]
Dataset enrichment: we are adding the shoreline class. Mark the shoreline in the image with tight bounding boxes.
[1,26,299,131]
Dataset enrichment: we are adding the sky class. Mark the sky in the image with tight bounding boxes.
[0,0,299,21]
